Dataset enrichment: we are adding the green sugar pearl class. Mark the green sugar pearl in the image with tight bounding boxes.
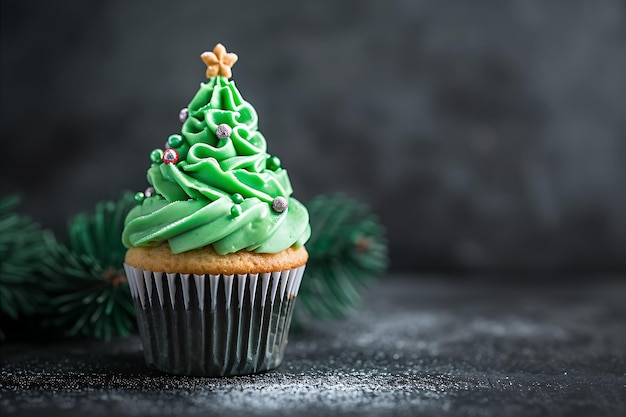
[150,149,164,163]
[232,193,244,204]
[134,192,145,202]
[167,134,184,148]
[230,204,242,217]
[266,156,281,171]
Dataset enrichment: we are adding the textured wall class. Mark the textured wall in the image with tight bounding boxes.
[2,0,625,272]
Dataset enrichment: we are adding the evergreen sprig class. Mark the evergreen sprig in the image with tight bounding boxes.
[0,196,54,339]
[41,193,138,340]
[297,194,389,322]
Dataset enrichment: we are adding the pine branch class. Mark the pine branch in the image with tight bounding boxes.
[40,193,138,340]
[0,195,55,339]
[297,194,389,323]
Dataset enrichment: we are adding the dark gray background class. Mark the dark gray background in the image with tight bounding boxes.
[1,0,625,273]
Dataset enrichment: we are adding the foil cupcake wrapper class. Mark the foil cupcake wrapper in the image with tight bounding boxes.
[124,264,305,377]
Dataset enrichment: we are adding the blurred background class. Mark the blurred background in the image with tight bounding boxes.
[1,0,625,274]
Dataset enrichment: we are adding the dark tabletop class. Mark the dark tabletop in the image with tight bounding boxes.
[1,275,625,417]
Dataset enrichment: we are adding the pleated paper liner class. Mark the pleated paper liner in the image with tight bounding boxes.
[124,264,306,376]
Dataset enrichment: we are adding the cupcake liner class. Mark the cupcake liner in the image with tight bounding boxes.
[124,263,305,376]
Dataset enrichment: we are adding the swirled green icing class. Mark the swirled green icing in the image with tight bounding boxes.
[122,75,310,254]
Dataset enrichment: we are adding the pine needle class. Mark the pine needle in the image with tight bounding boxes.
[0,195,54,339]
[41,192,138,340]
[296,194,389,324]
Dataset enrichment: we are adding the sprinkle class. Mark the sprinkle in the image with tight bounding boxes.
[216,124,232,139]
[162,149,179,164]
[150,149,164,163]
[231,205,242,217]
[167,134,183,148]
[272,197,288,213]
[179,108,189,123]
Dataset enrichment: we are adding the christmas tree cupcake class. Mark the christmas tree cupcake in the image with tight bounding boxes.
[122,43,310,376]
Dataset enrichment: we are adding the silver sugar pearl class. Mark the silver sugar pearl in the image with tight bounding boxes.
[144,186,155,197]
[215,123,232,139]
[272,196,288,213]
[179,108,189,123]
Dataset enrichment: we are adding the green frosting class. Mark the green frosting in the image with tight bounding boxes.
[122,75,310,254]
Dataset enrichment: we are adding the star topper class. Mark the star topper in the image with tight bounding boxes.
[201,43,238,79]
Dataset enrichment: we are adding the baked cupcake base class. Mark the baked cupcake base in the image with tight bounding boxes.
[125,244,309,275]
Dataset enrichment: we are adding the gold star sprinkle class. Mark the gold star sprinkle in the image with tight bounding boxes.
[201,43,238,79]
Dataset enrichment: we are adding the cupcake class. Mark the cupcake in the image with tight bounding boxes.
[121,43,310,376]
